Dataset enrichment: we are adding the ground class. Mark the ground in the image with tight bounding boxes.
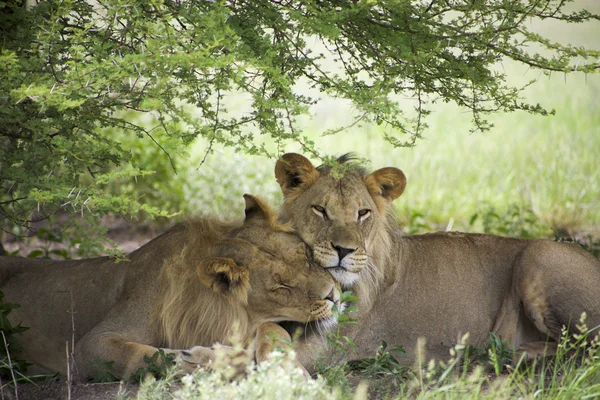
[14,380,137,400]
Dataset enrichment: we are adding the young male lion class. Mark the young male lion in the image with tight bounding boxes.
[0,195,340,380]
[275,153,600,367]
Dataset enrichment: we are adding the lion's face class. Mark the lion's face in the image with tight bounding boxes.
[277,171,379,287]
[200,195,340,328]
[217,235,339,326]
[275,154,406,288]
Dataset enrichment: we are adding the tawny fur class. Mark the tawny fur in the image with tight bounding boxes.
[155,238,250,349]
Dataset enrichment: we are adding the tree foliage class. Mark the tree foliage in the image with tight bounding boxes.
[1,0,599,237]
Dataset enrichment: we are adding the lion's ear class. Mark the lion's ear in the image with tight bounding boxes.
[197,257,249,304]
[275,153,320,198]
[243,194,277,226]
[364,167,407,207]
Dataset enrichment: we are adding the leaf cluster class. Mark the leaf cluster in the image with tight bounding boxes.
[469,202,549,239]
[0,291,30,379]
[347,340,407,382]
[131,349,176,383]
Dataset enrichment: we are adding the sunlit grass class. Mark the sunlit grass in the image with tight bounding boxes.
[179,60,600,234]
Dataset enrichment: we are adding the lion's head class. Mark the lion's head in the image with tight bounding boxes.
[207,195,340,325]
[275,153,406,292]
[158,194,341,348]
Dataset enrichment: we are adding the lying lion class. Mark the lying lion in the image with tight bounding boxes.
[0,195,339,380]
[275,153,600,367]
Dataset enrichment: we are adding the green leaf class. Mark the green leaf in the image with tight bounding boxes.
[26,250,43,259]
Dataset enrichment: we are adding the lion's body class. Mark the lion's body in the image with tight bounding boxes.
[1,225,187,377]
[352,232,600,362]
[1,255,132,375]
[0,196,338,379]
[275,153,600,366]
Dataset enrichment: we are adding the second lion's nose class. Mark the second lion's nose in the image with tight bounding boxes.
[332,243,355,261]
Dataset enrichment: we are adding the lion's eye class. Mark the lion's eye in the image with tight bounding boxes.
[273,274,291,288]
[358,209,371,221]
[312,205,327,218]
[275,283,292,295]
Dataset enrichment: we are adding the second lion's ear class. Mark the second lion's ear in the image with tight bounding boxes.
[197,257,249,304]
[275,153,320,198]
[243,194,277,227]
[364,167,407,209]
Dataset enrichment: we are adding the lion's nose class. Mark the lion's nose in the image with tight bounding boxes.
[332,243,356,261]
[325,286,339,304]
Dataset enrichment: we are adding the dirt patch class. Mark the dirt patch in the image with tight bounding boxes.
[8,380,139,400]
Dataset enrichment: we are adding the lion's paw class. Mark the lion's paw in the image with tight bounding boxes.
[175,346,217,373]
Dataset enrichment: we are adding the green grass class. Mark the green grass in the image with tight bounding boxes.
[176,75,600,234]
[172,66,600,234]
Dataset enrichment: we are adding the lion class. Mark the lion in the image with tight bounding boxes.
[0,195,340,380]
[275,153,600,366]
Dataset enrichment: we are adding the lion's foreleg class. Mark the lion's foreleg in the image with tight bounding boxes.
[255,322,294,360]
[255,322,309,378]
[74,334,182,380]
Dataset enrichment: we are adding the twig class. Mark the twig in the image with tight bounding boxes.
[197,89,220,170]
[144,129,177,174]
[1,332,18,400]
[65,342,71,400]
[68,290,78,378]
